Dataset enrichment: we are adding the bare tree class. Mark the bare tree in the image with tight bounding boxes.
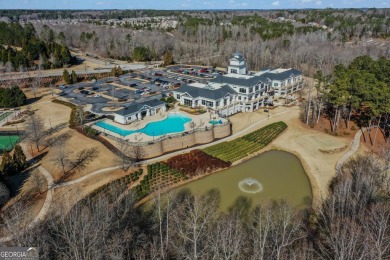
[209,211,244,259]
[129,145,146,162]
[51,142,71,177]
[115,139,134,171]
[170,193,218,259]
[68,147,100,173]
[25,113,45,152]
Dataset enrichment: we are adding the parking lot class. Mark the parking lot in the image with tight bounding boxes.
[58,65,226,115]
[58,74,178,114]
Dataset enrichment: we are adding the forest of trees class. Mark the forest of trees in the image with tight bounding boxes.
[0,9,388,75]
[302,56,390,141]
[0,148,388,259]
[24,10,387,76]
[0,22,75,70]
[0,86,26,107]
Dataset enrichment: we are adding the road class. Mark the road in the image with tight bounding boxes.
[0,51,149,81]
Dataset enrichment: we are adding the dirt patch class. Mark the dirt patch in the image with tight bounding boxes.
[361,128,388,154]
[302,115,357,140]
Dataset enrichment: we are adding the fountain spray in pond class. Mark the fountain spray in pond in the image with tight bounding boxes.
[238,178,263,194]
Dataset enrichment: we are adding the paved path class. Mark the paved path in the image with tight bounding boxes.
[0,108,291,242]
[55,166,123,188]
[0,145,54,243]
[335,128,365,172]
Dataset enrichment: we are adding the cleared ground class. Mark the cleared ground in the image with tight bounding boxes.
[230,106,350,202]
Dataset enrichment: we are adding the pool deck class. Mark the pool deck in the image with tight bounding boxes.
[91,108,227,142]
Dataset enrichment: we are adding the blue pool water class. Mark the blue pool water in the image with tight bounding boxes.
[95,113,192,137]
[209,120,223,125]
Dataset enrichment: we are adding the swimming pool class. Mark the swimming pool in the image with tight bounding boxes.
[95,113,192,137]
[209,120,223,125]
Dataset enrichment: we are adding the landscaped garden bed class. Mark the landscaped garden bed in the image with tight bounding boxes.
[134,162,188,200]
[166,150,231,177]
[202,121,287,162]
[82,169,143,203]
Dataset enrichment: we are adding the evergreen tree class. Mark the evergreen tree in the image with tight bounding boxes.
[0,151,14,176]
[63,69,71,84]
[71,70,78,84]
[164,50,174,66]
[0,86,26,107]
[12,145,26,173]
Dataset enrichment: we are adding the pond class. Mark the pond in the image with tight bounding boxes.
[176,150,312,211]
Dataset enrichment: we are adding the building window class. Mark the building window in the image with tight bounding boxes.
[230,69,238,74]
[184,99,193,107]
[238,96,241,100]
[255,85,259,91]
[273,82,279,87]
[239,88,246,93]
[224,99,227,106]
[249,87,253,93]
[201,100,213,107]
[216,101,220,107]
[176,94,180,99]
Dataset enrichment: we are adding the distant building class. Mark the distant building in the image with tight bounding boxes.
[173,52,303,116]
[114,99,166,124]
[228,52,247,74]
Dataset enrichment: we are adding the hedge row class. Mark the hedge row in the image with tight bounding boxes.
[202,121,287,163]
[134,162,188,200]
[82,169,143,204]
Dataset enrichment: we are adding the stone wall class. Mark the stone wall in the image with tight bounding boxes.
[142,123,231,158]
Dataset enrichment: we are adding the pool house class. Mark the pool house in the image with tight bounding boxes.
[114,99,166,124]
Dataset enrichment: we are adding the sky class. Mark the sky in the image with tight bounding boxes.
[0,0,389,10]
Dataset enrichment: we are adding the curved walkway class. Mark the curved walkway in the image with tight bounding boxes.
[335,127,365,172]
[0,147,54,243]
[0,109,291,242]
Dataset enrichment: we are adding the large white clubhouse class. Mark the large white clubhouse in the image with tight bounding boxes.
[173,52,303,116]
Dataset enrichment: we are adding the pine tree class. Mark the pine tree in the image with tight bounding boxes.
[0,151,14,176]
[71,70,78,84]
[12,145,27,173]
[63,69,71,84]
[164,50,174,66]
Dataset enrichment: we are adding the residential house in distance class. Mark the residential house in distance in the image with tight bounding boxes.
[114,99,166,124]
[173,52,303,116]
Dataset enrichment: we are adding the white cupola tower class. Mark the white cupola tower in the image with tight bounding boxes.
[228,52,247,75]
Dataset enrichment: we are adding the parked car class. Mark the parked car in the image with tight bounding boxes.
[58,84,66,89]
[78,86,85,90]
[161,93,167,98]
[94,94,102,98]
[130,83,138,87]
[135,90,143,94]
[140,91,146,96]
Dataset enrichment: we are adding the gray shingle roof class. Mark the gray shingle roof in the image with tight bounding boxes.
[230,52,245,62]
[176,84,236,100]
[209,75,269,87]
[262,69,302,81]
[115,99,165,116]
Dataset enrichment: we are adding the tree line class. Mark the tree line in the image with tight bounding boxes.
[0,86,26,107]
[0,148,389,259]
[0,22,75,71]
[36,11,389,77]
[302,55,390,142]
